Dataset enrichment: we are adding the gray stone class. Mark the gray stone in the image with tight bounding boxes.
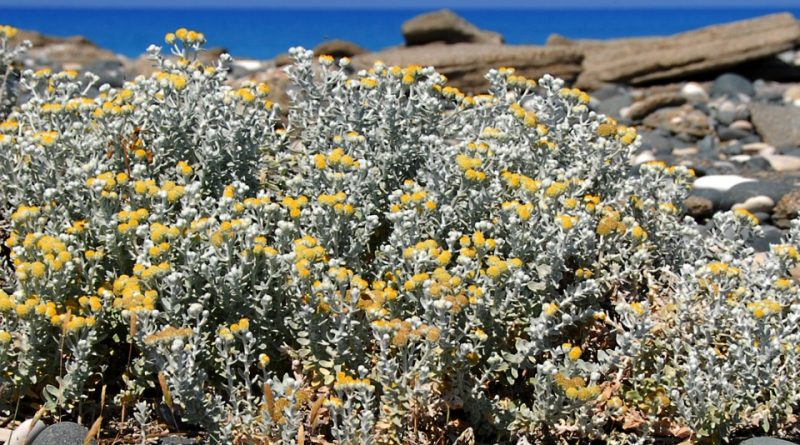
[595,93,632,119]
[711,73,755,98]
[749,103,800,148]
[720,181,795,211]
[749,225,785,252]
[82,59,126,88]
[719,126,752,141]
[402,9,503,46]
[738,437,800,445]
[9,419,45,445]
[639,130,675,155]
[31,422,93,445]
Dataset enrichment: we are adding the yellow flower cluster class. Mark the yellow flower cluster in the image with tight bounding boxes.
[0,24,18,38]
[553,373,601,401]
[733,208,759,226]
[772,244,800,262]
[596,210,627,236]
[144,326,193,346]
[559,87,590,104]
[747,299,782,319]
[293,235,327,278]
[705,262,741,278]
[318,192,354,215]
[154,71,188,91]
[165,28,205,45]
[334,371,373,391]
[112,275,157,312]
[282,195,309,219]
[484,255,523,279]
[509,102,538,127]
[314,147,359,171]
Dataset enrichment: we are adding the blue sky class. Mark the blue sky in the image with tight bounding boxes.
[5,0,800,7]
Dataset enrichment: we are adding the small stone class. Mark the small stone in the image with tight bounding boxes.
[720,181,795,211]
[681,82,709,102]
[31,422,93,445]
[732,195,775,213]
[748,225,785,252]
[684,195,715,219]
[673,147,698,157]
[632,150,656,165]
[718,126,752,141]
[313,39,367,59]
[763,154,800,172]
[716,100,739,125]
[729,120,753,132]
[693,174,756,192]
[9,419,46,445]
[783,85,800,106]
[710,73,755,98]
[742,142,776,156]
[739,437,799,445]
[595,93,632,119]
[773,188,800,228]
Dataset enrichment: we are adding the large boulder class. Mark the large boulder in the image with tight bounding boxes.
[353,44,582,93]
[402,9,503,46]
[547,13,800,89]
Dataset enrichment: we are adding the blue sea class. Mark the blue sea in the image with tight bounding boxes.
[3,7,800,59]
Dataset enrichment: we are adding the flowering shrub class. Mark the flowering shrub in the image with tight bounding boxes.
[0,26,798,444]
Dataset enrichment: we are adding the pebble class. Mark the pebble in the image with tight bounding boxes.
[31,422,93,445]
[9,419,46,445]
[632,150,656,165]
[681,81,709,102]
[693,175,756,192]
[729,120,754,132]
[763,154,800,172]
[673,147,698,157]
[732,195,775,213]
[783,85,800,106]
[684,195,715,219]
[742,142,776,156]
[720,181,795,211]
[710,73,755,98]
[739,437,800,445]
[748,225,785,252]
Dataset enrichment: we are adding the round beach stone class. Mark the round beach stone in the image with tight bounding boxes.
[693,175,756,193]
[738,437,799,445]
[681,81,708,102]
[9,418,45,445]
[763,154,800,172]
[31,422,93,445]
[720,181,795,211]
[710,73,755,98]
[684,195,715,219]
[748,225,785,252]
[718,125,752,142]
[732,195,775,213]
